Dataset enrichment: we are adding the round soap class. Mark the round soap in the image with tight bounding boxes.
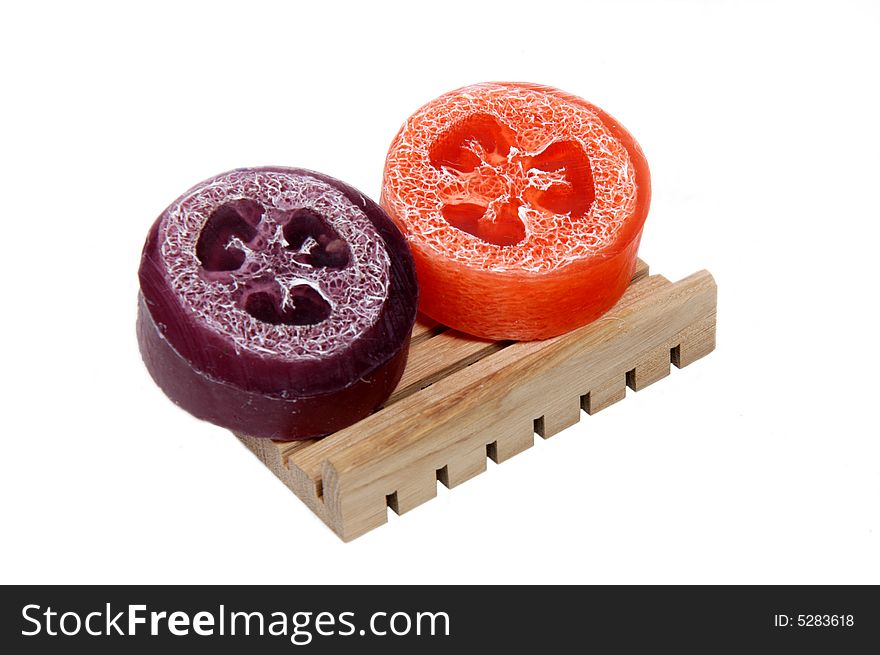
[137,167,418,440]
[381,82,651,340]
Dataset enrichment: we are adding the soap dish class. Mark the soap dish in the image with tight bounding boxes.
[236,260,717,541]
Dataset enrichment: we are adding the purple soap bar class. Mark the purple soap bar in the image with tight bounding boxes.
[137,167,418,440]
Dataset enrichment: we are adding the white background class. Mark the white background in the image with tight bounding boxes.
[2,0,878,584]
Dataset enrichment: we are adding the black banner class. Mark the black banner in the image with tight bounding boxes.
[2,585,877,652]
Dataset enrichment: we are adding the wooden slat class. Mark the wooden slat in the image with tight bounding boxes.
[286,272,672,479]
[253,260,649,459]
[410,315,444,345]
[386,331,509,405]
[633,257,649,281]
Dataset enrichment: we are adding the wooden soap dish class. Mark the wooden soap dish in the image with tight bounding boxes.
[236,260,717,541]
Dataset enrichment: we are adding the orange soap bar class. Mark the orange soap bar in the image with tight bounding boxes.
[381,82,651,340]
